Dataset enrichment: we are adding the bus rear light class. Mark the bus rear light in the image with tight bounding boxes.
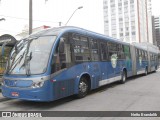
[31,81,44,88]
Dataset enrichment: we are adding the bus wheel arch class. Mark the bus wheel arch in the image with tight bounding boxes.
[76,74,91,98]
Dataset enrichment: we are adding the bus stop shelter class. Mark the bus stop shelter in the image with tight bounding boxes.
[0,34,17,76]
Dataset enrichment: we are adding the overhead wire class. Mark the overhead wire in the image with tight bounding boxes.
[0,15,60,23]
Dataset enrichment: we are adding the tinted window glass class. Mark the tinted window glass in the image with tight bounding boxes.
[90,39,99,61]
[100,42,107,61]
[73,35,90,62]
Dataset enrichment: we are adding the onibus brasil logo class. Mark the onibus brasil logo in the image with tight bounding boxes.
[111,54,118,68]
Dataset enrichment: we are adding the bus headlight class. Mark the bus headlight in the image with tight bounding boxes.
[31,81,44,88]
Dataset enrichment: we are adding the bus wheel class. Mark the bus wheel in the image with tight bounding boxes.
[77,77,89,98]
[120,71,126,84]
[145,68,148,76]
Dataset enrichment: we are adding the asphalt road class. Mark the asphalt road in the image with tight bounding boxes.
[0,70,160,120]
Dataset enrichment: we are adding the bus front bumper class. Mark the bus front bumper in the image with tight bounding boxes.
[1,86,53,102]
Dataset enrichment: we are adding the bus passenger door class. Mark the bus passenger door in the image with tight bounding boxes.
[90,39,101,89]
[100,42,108,80]
[107,42,117,79]
[51,34,74,100]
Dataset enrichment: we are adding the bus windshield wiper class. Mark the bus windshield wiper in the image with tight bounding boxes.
[23,37,38,75]
[8,50,26,74]
[25,52,32,75]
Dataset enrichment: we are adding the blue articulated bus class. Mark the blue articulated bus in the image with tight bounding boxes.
[1,26,159,102]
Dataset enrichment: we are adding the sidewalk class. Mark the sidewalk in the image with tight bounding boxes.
[0,93,3,98]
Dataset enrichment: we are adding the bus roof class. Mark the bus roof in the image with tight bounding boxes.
[29,26,130,46]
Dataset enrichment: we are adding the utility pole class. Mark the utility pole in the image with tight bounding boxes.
[29,0,32,35]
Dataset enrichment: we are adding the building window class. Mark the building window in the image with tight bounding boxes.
[132,31,136,35]
[125,32,129,36]
[126,27,129,31]
[131,21,135,26]
[124,1,128,5]
[130,0,134,4]
[119,18,123,21]
[132,26,135,30]
[118,3,122,6]
[104,1,108,4]
[111,0,115,3]
[119,23,123,27]
[104,6,108,9]
[124,7,128,12]
[120,28,123,31]
[105,20,108,23]
[120,33,123,37]
[125,22,129,27]
[111,4,115,8]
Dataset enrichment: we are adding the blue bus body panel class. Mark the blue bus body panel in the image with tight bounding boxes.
[2,80,53,101]
[2,59,131,101]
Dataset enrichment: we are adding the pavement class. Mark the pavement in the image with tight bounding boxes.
[0,70,160,120]
[0,92,4,99]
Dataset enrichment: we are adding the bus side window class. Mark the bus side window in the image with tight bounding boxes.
[90,39,99,61]
[100,42,107,61]
[136,49,139,59]
[51,34,71,73]
[73,34,90,62]
[107,42,118,60]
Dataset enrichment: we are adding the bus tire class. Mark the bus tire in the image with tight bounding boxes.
[76,77,89,98]
[120,71,126,84]
[145,67,148,76]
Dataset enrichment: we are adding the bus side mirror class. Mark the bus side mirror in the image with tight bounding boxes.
[59,39,64,53]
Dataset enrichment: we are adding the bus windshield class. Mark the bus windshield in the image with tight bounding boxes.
[6,35,56,75]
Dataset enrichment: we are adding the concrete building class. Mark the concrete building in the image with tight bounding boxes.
[153,16,160,49]
[152,16,157,46]
[103,0,153,44]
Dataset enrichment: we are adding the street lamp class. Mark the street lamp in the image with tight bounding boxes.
[0,18,5,21]
[65,6,83,26]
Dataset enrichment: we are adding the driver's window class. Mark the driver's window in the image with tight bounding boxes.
[51,34,71,73]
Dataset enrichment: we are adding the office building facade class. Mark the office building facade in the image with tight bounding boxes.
[153,16,160,49]
[103,0,153,44]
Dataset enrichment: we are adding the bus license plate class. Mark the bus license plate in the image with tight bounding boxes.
[11,92,19,97]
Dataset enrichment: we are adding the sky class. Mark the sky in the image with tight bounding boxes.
[0,0,159,37]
